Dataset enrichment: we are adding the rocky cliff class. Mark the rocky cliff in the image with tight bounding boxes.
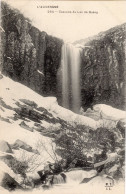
[1,2,126,111]
[1,2,63,98]
[79,24,126,110]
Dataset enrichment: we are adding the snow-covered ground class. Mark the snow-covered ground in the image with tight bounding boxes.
[1,75,126,130]
[0,73,125,193]
[0,173,124,194]
[0,73,126,160]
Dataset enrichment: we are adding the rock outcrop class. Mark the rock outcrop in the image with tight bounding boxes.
[79,24,126,110]
[0,140,13,153]
[1,2,126,110]
[11,139,37,153]
[0,172,22,191]
[1,2,63,98]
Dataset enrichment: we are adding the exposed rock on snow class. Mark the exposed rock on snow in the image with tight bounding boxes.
[51,174,66,184]
[0,74,125,192]
[0,140,13,153]
[19,121,34,132]
[0,172,22,191]
[1,75,125,132]
[20,99,37,108]
[0,74,3,79]
[11,139,38,153]
[0,160,23,188]
[117,118,126,135]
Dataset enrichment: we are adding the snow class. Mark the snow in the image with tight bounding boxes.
[0,74,125,153]
[0,108,15,121]
[0,160,22,186]
[0,75,98,129]
[1,75,125,133]
[0,26,5,32]
[0,119,53,150]
[65,169,97,183]
[37,70,44,76]
[0,175,124,194]
[75,44,91,48]
[6,57,12,60]
[0,73,125,194]
[0,161,16,180]
[51,103,98,129]
[93,104,126,121]
[0,76,57,110]
[0,119,57,176]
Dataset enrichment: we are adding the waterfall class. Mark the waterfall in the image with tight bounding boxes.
[65,169,97,183]
[61,43,81,113]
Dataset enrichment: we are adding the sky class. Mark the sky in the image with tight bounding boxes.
[4,0,126,43]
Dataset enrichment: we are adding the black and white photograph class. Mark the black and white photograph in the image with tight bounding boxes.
[0,0,126,193]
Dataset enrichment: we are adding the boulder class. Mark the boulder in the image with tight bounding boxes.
[80,175,97,184]
[0,140,13,153]
[11,139,32,152]
[0,172,22,191]
[108,164,119,175]
[0,116,11,123]
[34,123,45,132]
[116,119,126,137]
[52,174,66,184]
[20,99,37,108]
[0,74,3,79]
[0,98,13,110]
[15,106,53,123]
[19,121,33,132]
[81,175,114,187]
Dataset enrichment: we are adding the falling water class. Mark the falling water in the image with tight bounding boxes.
[61,43,81,113]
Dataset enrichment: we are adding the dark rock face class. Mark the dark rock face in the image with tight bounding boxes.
[1,2,126,110]
[1,2,63,97]
[80,23,126,110]
[116,119,126,137]
[44,35,63,97]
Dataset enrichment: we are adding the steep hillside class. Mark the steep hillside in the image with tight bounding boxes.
[1,2,126,111]
[1,1,63,98]
[78,23,126,110]
[74,24,125,46]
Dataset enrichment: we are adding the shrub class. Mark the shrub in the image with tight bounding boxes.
[54,125,123,168]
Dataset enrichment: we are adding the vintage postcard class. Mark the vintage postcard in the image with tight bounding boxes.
[0,0,126,194]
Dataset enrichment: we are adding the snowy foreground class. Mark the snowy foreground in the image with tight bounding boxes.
[0,74,125,193]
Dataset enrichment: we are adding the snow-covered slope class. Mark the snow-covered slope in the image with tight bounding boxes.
[1,75,126,130]
[0,73,126,153]
[0,73,125,192]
